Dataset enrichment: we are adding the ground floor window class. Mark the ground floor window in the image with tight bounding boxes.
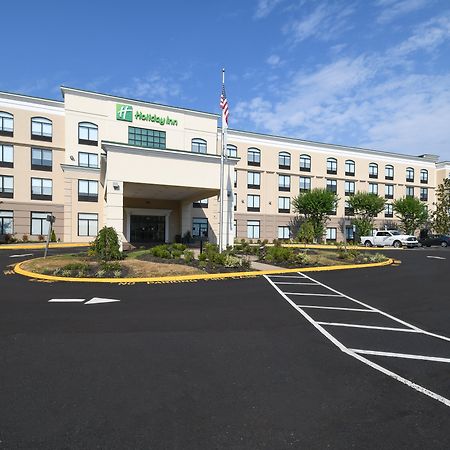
[247,220,260,239]
[78,213,98,236]
[0,210,13,234]
[31,211,51,236]
[326,227,337,242]
[278,226,290,239]
[345,225,354,241]
[192,217,208,238]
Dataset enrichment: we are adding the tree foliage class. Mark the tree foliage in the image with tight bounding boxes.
[90,226,122,261]
[431,178,450,234]
[392,197,428,235]
[297,221,315,244]
[347,192,386,239]
[292,189,339,242]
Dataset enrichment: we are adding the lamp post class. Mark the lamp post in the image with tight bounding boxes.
[44,214,55,258]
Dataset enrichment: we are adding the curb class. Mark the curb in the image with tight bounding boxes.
[14,258,394,284]
[0,243,89,250]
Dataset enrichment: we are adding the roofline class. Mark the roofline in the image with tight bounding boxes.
[0,89,64,107]
[225,127,441,164]
[61,86,219,119]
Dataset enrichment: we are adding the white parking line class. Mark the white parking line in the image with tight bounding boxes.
[297,305,376,312]
[351,349,450,364]
[285,292,343,297]
[275,281,318,285]
[49,298,86,302]
[268,275,307,279]
[9,253,33,258]
[317,322,419,332]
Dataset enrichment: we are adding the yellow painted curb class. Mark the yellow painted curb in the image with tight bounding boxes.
[14,258,394,284]
[0,243,89,250]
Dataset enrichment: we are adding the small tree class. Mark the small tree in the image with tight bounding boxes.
[50,229,57,242]
[297,220,315,246]
[392,197,428,235]
[90,226,122,261]
[431,178,450,234]
[292,189,339,243]
[347,192,386,241]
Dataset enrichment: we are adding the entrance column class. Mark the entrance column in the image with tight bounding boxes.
[105,180,125,248]
[181,201,192,240]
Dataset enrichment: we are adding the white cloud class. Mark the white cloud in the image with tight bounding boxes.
[254,0,284,19]
[376,0,430,24]
[266,54,282,66]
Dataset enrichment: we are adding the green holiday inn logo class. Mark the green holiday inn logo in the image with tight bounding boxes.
[116,104,133,122]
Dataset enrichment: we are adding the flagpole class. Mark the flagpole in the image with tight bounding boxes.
[219,68,226,252]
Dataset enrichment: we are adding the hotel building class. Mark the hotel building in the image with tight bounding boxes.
[0,87,449,246]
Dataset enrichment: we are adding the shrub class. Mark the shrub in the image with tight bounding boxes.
[366,253,387,263]
[113,270,122,278]
[222,254,243,268]
[96,269,106,278]
[265,246,294,263]
[183,249,194,263]
[50,230,57,242]
[90,227,122,261]
[100,261,122,272]
[38,235,45,242]
[61,262,90,271]
[295,252,312,265]
[22,235,29,242]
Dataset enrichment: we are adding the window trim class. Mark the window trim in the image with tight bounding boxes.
[278,196,290,213]
[369,163,378,179]
[345,160,355,177]
[0,175,14,198]
[247,171,261,189]
[278,151,291,170]
[31,147,52,172]
[278,174,291,192]
[247,220,260,239]
[191,138,207,154]
[78,122,99,146]
[30,211,51,236]
[406,167,415,183]
[78,152,99,169]
[327,157,337,175]
[0,111,14,137]
[31,177,52,200]
[300,154,311,172]
[31,117,53,142]
[0,209,13,234]
[226,144,237,158]
[0,144,13,168]
[247,147,261,167]
[77,212,99,237]
[78,179,99,202]
[247,194,260,212]
[420,169,428,184]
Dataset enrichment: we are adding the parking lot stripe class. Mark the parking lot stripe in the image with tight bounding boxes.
[317,322,419,332]
[297,305,376,312]
[274,281,318,285]
[267,275,307,279]
[285,292,343,297]
[350,349,450,364]
[48,298,86,303]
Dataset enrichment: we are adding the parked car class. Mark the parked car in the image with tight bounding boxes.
[361,230,419,248]
[419,234,450,247]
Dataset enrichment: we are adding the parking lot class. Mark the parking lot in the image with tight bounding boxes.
[0,246,449,449]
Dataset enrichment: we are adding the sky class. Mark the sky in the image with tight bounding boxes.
[2,0,450,160]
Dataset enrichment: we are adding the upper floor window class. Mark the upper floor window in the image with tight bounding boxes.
[227,144,237,158]
[385,203,393,218]
[247,194,260,212]
[385,184,394,199]
[345,181,355,196]
[78,152,99,168]
[31,117,52,141]
[0,175,13,198]
[193,198,208,208]
[300,154,311,172]
[369,182,378,195]
[327,158,337,175]
[345,160,355,176]
[406,167,414,183]
[247,171,260,189]
[279,151,291,170]
[406,186,414,197]
[31,148,52,171]
[128,126,166,149]
[31,177,52,200]
[299,176,311,193]
[248,147,261,166]
[78,122,98,145]
[420,187,428,202]
[385,165,394,180]
[278,196,290,213]
[279,174,290,191]
[191,138,207,154]
[420,169,428,184]
[78,179,98,202]
[369,163,378,178]
[0,144,13,168]
[0,111,14,136]
[326,179,337,194]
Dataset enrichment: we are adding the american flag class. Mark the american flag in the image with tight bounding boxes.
[220,84,229,126]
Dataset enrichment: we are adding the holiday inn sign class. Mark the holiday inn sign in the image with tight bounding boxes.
[116,103,178,126]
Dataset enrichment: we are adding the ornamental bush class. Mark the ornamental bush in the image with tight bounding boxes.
[90,227,122,261]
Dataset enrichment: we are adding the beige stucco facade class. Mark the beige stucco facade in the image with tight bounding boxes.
[0,86,448,245]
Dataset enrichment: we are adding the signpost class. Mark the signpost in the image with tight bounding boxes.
[44,214,55,259]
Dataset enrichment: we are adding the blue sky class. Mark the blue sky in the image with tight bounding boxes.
[2,0,450,160]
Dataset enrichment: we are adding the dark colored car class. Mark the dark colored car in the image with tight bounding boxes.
[419,234,450,247]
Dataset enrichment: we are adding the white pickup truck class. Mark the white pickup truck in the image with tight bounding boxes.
[360,230,419,248]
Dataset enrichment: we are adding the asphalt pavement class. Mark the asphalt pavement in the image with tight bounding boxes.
[0,246,449,449]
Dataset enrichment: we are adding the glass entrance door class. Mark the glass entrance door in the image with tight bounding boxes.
[130,215,165,243]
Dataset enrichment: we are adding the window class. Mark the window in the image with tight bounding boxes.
[326,179,337,194]
[78,152,99,168]
[327,158,337,175]
[279,152,291,169]
[420,187,428,201]
[279,174,290,191]
[0,144,13,168]
[248,147,261,166]
[345,225,355,241]
[369,163,378,179]
[192,217,208,237]
[278,226,290,240]
[78,122,98,145]
[233,219,237,238]
[31,148,52,171]
[385,184,394,199]
[247,220,260,239]
[247,194,260,212]
[406,167,414,183]
[344,200,354,216]
[0,111,13,136]
[0,175,13,198]
[30,211,51,235]
[247,171,260,189]
[191,138,207,153]
[385,203,393,218]
[278,196,290,213]
[78,180,98,202]
[193,198,208,208]
[299,176,311,193]
[326,227,337,242]
[234,193,237,211]
[300,154,311,172]
[345,160,355,176]
[128,127,166,149]
[329,203,337,216]
[385,165,394,180]
[31,117,52,141]
[227,144,237,158]
[234,170,237,188]
[31,178,52,200]
[0,210,13,234]
[345,181,355,196]
[406,186,414,197]
[369,183,378,195]
[78,213,98,236]
[420,169,428,184]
